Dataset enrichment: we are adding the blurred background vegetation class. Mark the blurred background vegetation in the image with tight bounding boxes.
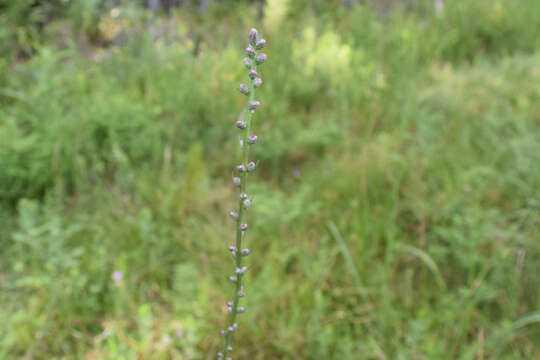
[1,0,539,359]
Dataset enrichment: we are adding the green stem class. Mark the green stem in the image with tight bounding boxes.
[222,57,258,357]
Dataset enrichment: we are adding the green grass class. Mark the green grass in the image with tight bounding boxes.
[0,1,539,359]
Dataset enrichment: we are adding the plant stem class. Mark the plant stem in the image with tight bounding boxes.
[222,59,258,356]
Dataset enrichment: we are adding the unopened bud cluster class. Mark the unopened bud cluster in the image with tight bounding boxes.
[219,28,267,360]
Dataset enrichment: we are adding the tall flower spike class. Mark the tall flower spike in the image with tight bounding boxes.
[220,28,268,358]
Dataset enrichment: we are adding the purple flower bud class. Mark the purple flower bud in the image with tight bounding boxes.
[256,53,267,64]
[228,326,234,332]
[227,358,232,360]
[243,199,251,209]
[243,57,251,69]
[254,77,262,88]
[229,276,237,282]
[236,120,246,129]
[228,245,236,252]
[249,28,258,45]
[233,177,241,186]
[112,271,123,282]
[237,307,245,313]
[240,223,248,230]
[247,135,258,144]
[217,352,223,358]
[240,193,248,200]
[220,330,226,336]
[247,161,256,172]
[238,83,249,95]
[246,45,255,58]
[237,164,246,172]
[255,38,266,49]
[238,290,245,297]
[233,323,238,329]
[227,346,233,352]
[249,100,260,110]
[241,248,250,256]
[227,307,232,313]
[229,211,238,220]
[235,267,242,274]
[227,301,233,307]
[248,69,257,79]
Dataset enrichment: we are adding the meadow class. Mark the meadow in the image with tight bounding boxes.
[0,0,539,359]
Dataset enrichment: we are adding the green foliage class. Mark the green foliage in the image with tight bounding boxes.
[1,0,539,359]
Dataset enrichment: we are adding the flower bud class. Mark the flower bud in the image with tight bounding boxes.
[112,271,123,282]
[240,193,248,200]
[228,326,234,332]
[233,323,238,330]
[237,164,246,172]
[238,290,245,297]
[236,120,247,129]
[249,28,258,45]
[243,57,251,69]
[240,223,248,230]
[256,53,267,64]
[243,199,251,209]
[229,276,237,283]
[235,266,248,274]
[228,245,236,252]
[248,69,257,79]
[229,211,238,220]
[247,161,256,172]
[246,45,255,58]
[220,330,226,336]
[254,77,262,88]
[218,353,223,358]
[237,307,245,313]
[249,100,260,110]
[227,301,233,307]
[233,177,241,186]
[241,248,250,256]
[255,38,266,49]
[247,135,258,144]
[227,346,233,352]
[238,83,249,95]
